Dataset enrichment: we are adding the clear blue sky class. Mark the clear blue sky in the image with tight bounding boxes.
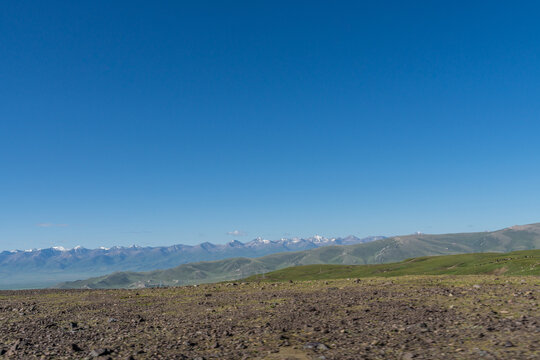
[1,1,540,250]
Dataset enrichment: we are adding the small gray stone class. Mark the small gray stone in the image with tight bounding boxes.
[90,348,111,357]
[402,352,414,360]
[304,342,329,351]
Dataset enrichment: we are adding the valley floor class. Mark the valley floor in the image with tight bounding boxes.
[0,276,538,359]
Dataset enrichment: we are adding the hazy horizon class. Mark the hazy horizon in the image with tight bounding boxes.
[2,220,536,253]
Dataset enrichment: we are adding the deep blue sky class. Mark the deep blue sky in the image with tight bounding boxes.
[1,1,540,250]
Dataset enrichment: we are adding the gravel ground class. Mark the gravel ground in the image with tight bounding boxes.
[0,276,538,359]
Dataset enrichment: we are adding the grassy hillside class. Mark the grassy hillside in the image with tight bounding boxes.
[245,249,540,282]
[57,223,540,289]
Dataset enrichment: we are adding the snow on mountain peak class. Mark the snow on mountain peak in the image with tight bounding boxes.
[246,237,272,246]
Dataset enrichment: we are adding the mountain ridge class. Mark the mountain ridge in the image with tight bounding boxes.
[0,235,383,289]
[56,222,540,289]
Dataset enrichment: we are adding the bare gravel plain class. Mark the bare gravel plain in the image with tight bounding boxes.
[0,276,539,359]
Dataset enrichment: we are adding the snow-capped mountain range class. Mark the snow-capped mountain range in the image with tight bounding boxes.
[8,235,381,254]
[0,235,384,289]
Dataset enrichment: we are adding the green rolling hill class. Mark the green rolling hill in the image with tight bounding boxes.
[57,223,540,289]
[245,249,540,282]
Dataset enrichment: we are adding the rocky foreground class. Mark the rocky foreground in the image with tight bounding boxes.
[0,276,538,359]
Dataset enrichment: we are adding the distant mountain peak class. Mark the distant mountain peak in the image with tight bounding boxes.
[246,237,271,246]
[0,234,385,289]
[226,240,244,247]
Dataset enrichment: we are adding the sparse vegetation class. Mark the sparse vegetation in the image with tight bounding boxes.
[245,250,540,282]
